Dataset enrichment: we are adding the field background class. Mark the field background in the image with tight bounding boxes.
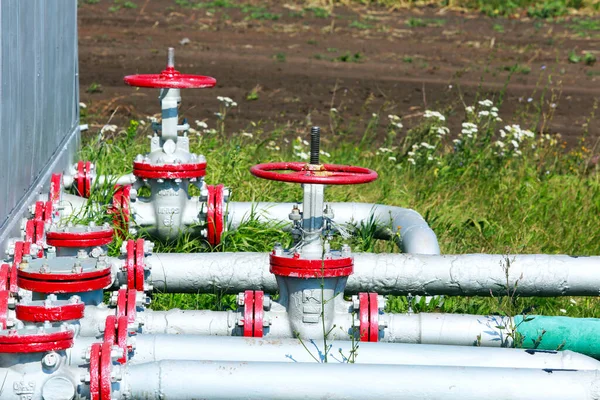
[77,1,600,319]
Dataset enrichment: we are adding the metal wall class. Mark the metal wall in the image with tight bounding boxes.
[0,0,80,248]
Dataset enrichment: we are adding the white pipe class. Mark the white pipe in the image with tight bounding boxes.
[143,252,600,296]
[122,360,600,400]
[122,335,600,370]
[227,202,440,254]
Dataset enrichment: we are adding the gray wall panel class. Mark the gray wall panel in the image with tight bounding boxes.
[0,0,79,245]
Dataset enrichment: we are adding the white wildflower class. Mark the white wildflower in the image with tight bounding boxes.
[407,158,416,165]
[330,108,338,113]
[424,110,446,121]
[511,140,519,148]
[478,110,490,117]
[388,156,397,162]
[478,99,493,107]
[560,308,567,314]
[188,127,198,134]
[79,102,87,109]
[297,152,309,160]
[465,106,475,113]
[452,139,461,145]
[195,120,208,129]
[320,150,331,157]
[101,124,117,134]
[495,141,505,148]
[241,132,253,138]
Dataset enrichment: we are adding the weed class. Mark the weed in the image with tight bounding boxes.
[246,10,281,21]
[584,52,597,66]
[568,49,582,63]
[569,18,600,37]
[349,20,372,30]
[335,52,364,63]
[305,7,330,18]
[313,53,326,60]
[327,47,338,53]
[274,52,287,63]
[122,1,137,9]
[402,56,413,63]
[307,39,318,45]
[246,85,261,101]
[503,64,531,75]
[492,24,505,33]
[86,83,103,94]
[406,17,445,28]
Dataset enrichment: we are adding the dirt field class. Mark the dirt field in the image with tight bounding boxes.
[78,1,600,144]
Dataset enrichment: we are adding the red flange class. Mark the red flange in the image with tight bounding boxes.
[25,219,35,243]
[103,315,117,345]
[126,289,137,324]
[10,242,28,294]
[110,185,131,238]
[243,290,254,337]
[74,161,93,198]
[124,66,216,89]
[250,162,378,185]
[253,291,264,338]
[46,226,114,248]
[116,315,129,364]
[214,184,225,246]
[206,185,216,245]
[270,254,353,278]
[358,292,379,342]
[50,173,62,204]
[0,264,9,291]
[135,238,145,291]
[115,287,137,326]
[89,343,101,400]
[15,299,85,323]
[17,264,112,294]
[100,341,113,400]
[0,291,9,329]
[125,240,135,290]
[0,328,75,353]
[132,161,207,180]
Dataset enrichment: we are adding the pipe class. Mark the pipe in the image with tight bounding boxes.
[227,202,440,254]
[142,252,600,296]
[111,335,600,370]
[122,360,600,400]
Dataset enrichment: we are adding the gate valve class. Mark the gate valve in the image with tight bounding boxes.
[250,126,377,275]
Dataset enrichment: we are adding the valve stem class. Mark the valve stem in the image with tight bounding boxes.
[167,47,175,68]
[310,126,320,165]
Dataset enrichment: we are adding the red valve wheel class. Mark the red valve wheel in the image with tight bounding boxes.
[0,328,75,353]
[89,343,101,400]
[124,66,216,89]
[243,290,254,337]
[250,162,378,185]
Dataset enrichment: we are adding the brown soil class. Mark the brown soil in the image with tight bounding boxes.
[78,1,600,145]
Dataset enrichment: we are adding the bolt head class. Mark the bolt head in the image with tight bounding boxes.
[42,352,59,368]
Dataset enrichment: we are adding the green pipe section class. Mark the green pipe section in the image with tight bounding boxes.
[515,315,600,359]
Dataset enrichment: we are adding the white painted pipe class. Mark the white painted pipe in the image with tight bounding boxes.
[227,201,440,254]
[119,335,600,370]
[122,360,600,400]
[143,252,600,296]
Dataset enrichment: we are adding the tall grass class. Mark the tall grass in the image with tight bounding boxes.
[78,72,600,317]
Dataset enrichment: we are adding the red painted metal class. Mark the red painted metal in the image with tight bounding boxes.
[358,292,369,342]
[116,315,128,364]
[15,301,85,323]
[25,219,35,243]
[44,201,53,222]
[253,291,264,338]
[135,238,145,291]
[100,341,113,400]
[47,228,114,241]
[46,237,113,248]
[77,161,85,197]
[116,289,127,320]
[111,185,131,238]
[124,67,216,89]
[34,220,45,257]
[126,289,137,324]
[368,292,379,342]
[250,162,378,185]
[243,290,254,337]
[50,173,62,204]
[89,343,101,400]
[126,239,135,290]
[103,315,117,345]
[17,265,112,294]
[0,329,74,353]
[269,254,353,278]
[10,242,25,294]
[0,263,9,290]
[0,291,8,329]
[85,161,93,197]
[132,161,207,179]
[214,184,224,246]
[206,185,216,245]
[34,201,44,222]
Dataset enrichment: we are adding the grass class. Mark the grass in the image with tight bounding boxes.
[79,65,600,320]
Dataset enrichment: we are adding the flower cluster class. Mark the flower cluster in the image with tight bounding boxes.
[292,136,330,160]
[476,99,501,122]
[388,115,403,129]
[407,142,437,165]
[217,96,237,108]
[494,125,535,157]
[424,110,446,121]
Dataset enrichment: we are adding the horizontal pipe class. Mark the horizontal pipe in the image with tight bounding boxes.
[123,360,600,400]
[143,252,600,296]
[227,201,440,254]
[124,335,600,370]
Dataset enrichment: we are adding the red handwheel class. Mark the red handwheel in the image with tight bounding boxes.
[250,162,377,185]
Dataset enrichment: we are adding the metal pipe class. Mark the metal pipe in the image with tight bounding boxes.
[116,335,600,370]
[227,201,440,254]
[122,360,600,400]
[142,252,600,296]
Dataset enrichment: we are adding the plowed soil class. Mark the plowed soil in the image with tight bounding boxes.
[78,1,600,144]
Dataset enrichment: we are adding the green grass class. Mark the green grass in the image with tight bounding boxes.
[79,68,600,317]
